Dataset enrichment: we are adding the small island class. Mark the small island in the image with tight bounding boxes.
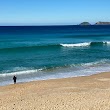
[79,21,110,25]
[95,21,110,25]
[79,22,91,25]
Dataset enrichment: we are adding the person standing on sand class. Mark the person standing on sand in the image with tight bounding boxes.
[13,76,17,84]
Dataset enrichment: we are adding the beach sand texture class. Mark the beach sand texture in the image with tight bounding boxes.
[0,72,110,110]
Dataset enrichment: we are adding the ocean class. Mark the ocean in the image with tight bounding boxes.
[0,25,110,86]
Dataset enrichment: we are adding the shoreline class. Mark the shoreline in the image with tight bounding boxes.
[0,71,105,87]
[1,72,110,110]
[1,64,110,87]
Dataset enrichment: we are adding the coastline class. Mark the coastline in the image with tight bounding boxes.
[1,72,110,110]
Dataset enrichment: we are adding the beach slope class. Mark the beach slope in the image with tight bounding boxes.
[0,72,110,110]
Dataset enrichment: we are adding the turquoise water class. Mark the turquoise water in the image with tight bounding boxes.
[0,25,110,86]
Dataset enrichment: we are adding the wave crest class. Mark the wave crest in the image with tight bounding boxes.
[0,69,43,77]
[61,41,110,47]
[60,42,90,47]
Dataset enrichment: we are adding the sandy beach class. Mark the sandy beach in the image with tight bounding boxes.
[0,72,110,110]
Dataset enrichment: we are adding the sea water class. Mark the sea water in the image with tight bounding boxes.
[0,25,110,86]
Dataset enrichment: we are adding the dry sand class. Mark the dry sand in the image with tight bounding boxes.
[0,72,110,110]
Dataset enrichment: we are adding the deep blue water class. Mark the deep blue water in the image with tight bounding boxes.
[0,25,110,86]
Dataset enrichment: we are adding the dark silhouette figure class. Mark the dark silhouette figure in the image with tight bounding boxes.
[13,76,17,84]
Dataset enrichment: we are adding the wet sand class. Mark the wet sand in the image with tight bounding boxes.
[0,72,110,110]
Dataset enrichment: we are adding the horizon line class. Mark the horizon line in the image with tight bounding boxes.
[0,21,109,26]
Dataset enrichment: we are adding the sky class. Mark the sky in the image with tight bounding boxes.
[0,0,110,25]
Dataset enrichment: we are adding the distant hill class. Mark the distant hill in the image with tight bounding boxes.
[79,21,110,25]
[95,21,110,25]
[79,22,91,25]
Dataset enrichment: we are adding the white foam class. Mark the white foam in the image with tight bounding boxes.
[99,41,110,45]
[60,42,90,47]
[0,69,43,77]
[106,41,110,44]
[81,59,109,67]
[1,59,110,86]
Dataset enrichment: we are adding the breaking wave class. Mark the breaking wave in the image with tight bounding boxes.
[0,68,43,77]
[61,41,110,47]
[0,59,110,77]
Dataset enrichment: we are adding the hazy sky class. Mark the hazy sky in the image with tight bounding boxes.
[0,0,110,25]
